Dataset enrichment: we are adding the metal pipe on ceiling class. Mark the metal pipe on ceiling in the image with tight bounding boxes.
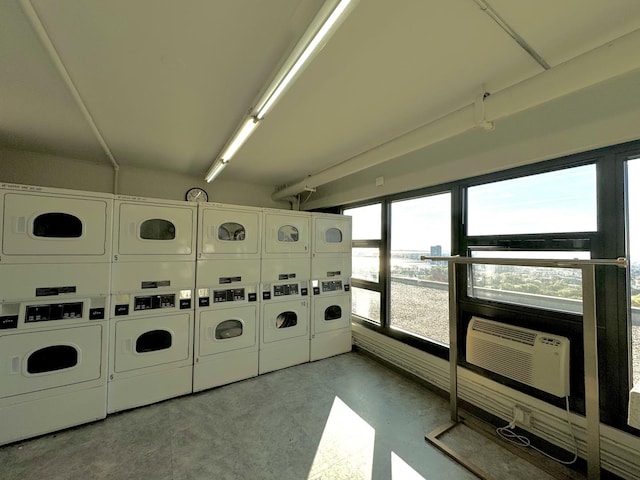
[272,27,640,201]
[19,0,121,194]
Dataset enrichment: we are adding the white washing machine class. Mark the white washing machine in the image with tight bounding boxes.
[260,256,310,374]
[194,259,260,391]
[113,195,196,263]
[197,203,261,260]
[0,183,113,264]
[108,262,194,413]
[0,269,109,446]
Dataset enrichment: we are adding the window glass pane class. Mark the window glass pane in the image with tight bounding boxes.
[344,204,381,240]
[468,250,590,314]
[352,248,379,282]
[352,287,380,324]
[140,219,176,240]
[467,165,597,236]
[33,213,82,238]
[218,222,245,241]
[390,193,451,344]
[278,225,299,242]
[628,158,640,386]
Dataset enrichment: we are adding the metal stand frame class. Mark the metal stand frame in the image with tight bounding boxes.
[420,256,627,480]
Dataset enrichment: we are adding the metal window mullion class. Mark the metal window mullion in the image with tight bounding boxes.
[381,200,391,328]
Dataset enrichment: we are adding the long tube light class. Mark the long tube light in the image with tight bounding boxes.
[204,158,228,183]
[220,117,260,161]
[204,0,358,183]
[254,0,357,120]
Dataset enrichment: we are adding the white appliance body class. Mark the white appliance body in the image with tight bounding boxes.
[310,277,352,361]
[194,259,260,391]
[262,209,310,258]
[0,183,112,264]
[113,196,196,263]
[197,203,261,260]
[108,262,194,413]
[312,213,352,256]
[260,282,310,374]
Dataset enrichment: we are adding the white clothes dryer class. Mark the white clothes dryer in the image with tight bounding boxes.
[108,262,194,413]
[310,275,352,361]
[312,212,352,256]
[260,285,310,375]
[194,259,260,391]
[262,209,310,259]
[0,276,109,446]
[197,203,261,260]
[113,196,196,263]
[0,183,113,264]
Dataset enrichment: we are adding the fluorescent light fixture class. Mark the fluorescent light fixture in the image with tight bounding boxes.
[203,0,357,182]
[220,116,260,162]
[204,158,228,183]
[254,0,357,120]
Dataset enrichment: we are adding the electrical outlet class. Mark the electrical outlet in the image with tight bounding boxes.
[514,405,532,427]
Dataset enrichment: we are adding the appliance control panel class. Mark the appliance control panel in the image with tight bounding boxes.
[274,283,299,297]
[134,294,175,311]
[213,288,245,303]
[321,280,343,292]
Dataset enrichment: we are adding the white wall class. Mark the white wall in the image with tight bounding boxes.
[0,148,288,208]
[304,68,640,209]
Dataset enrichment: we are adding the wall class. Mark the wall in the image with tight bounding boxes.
[304,68,640,209]
[0,148,288,208]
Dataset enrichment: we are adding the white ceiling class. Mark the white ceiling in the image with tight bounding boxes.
[2,0,640,188]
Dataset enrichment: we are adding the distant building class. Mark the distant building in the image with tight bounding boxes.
[430,245,442,256]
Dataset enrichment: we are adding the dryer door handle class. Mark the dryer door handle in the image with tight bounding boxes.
[9,356,20,374]
[128,222,136,237]
[123,338,132,353]
[207,327,215,340]
[15,216,26,234]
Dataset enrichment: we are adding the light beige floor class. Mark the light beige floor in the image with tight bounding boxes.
[0,351,583,480]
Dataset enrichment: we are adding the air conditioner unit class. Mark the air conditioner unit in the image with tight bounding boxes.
[466,317,570,397]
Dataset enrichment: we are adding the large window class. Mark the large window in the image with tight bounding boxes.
[344,203,383,325]
[341,141,639,432]
[466,164,597,313]
[628,157,640,387]
[467,164,597,236]
[390,193,451,345]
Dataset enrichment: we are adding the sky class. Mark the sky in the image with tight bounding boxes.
[344,162,639,258]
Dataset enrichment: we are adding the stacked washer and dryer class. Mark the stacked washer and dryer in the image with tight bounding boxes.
[310,213,352,361]
[194,203,262,391]
[0,182,353,445]
[0,184,112,445]
[259,209,312,374]
[108,196,197,413]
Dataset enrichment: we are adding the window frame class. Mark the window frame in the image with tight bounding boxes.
[332,139,640,434]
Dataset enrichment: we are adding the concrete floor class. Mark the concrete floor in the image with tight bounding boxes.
[0,351,580,480]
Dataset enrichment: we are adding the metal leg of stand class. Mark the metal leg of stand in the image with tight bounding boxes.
[582,265,600,480]
[449,261,458,421]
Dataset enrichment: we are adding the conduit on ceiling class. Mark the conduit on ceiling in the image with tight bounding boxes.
[272,27,640,202]
[19,0,121,194]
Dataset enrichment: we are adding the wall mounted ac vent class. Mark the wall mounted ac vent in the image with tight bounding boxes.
[466,317,570,398]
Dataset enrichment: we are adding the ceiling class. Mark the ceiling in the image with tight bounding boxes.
[2,0,640,189]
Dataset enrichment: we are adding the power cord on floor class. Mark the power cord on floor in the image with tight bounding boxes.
[496,396,578,466]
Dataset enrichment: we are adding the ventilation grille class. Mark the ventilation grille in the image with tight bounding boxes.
[467,316,570,397]
[471,318,537,346]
